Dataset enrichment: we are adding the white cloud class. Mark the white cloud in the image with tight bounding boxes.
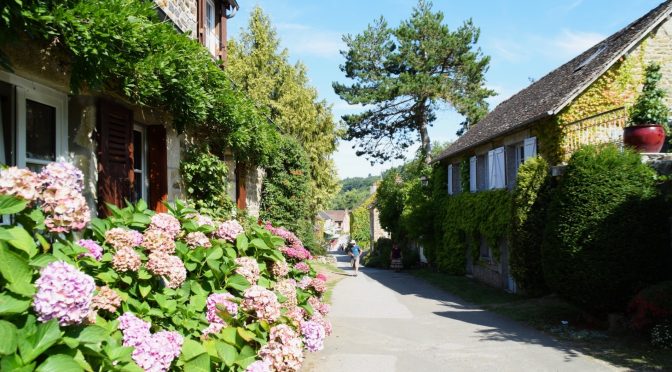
[490,39,528,63]
[550,29,605,57]
[288,30,344,59]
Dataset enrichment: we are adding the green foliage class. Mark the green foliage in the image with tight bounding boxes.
[629,63,670,127]
[349,194,376,250]
[376,171,406,237]
[228,7,341,213]
[0,0,277,166]
[180,148,234,216]
[260,136,316,251]
[329,175,379,210]
[428,190,511,273]
[543,145,671,314]
[509,157,551,296]
[363,237,392,268]
[333,0,494,162]
[460,159,470,192]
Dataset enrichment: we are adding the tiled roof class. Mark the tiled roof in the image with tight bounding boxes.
[324,210,347,222]
[435,0,672,162]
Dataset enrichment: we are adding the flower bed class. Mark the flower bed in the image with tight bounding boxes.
[0,162,332,371]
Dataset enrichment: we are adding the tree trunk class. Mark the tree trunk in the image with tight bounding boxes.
[419,119,432,164]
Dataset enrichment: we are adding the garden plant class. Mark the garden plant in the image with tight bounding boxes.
[0,162,332,371]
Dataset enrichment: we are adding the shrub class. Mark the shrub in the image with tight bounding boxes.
[628,281,672,332]
[180,147,234,216]
[543,145,671,314]
[509,156,551,296]
[0,161,333,371]
[350,194,376,250]
[651,320,672,349]
[363,238,393,268]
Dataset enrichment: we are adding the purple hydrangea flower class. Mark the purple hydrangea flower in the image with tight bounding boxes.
[149,213,181,239]
[216,220,244,242]
[245,360,272,372]
[77,239,103,260]
[300,320,326,352]
[206,292,238,324]
[32,261,95,325]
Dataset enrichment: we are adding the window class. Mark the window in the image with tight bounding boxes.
[476,154,487,191]
[132,125,148,203]
[523,137,537,161]
[447,164,453,195]
[469,156,477,192]
[205,0,219,56]
[487,147,506,190]
[16,84,67,171]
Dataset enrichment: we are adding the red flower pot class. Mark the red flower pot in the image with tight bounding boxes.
[623,124,666,153]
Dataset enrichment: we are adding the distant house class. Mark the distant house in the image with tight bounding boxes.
[0,0,270,217]
[434,0,672,291]
[324,210,350,235]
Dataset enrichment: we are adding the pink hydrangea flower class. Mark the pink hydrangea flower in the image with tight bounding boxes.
[316,273,327,282]
[92,286,122,313]
[40,162,83,192]
[118,313,183,372]
[149,213,181,239]
[259,324,304,371]
[141,229,176,254]
[0,167,41,202]
[206,292,238,324]
[112,247,142,272]
[185,232,211,249]
[284,306,307,327]
[311,312,333,336]
[294,262,310,273]
[310,278,327,294]
[216,220,244,242]
[33,261,95,325]
[270,260,289,278]
[300,319,326,352]
[146,252,187,289]
[106,228,143,251]
[246,360,272,372]
[297,276,311,290]
[201,323,225,339]
[265,224,312,261]
[41,186,90,233]
[194,214,215,228]
[281,246,313,261]
[77,239,103,260]
[235,257,260,284]
[242,285,281,322]
[308,296,330,316]
[274,279,298,308]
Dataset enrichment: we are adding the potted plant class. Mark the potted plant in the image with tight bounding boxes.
[624,63,670,153]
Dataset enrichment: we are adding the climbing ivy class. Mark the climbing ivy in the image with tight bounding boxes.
[350,193,376,250]
[180,147,235,216]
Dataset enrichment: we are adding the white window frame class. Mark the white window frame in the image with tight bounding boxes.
[205,0,219,57]
[133,125,148,203]
[488,147,506,190]
[15,84,68,170]
[447,164,453,195]
[469,156,477,192]
[524,136,537,161]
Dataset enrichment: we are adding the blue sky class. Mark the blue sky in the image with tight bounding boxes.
[229,0,663,179]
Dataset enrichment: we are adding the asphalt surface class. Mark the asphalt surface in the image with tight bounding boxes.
[302,253,620,372]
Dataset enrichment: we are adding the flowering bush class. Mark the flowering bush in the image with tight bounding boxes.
[0,161,332,371]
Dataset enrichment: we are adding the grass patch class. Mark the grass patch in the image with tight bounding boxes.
[309,260,345,304]
[409,268,672,371]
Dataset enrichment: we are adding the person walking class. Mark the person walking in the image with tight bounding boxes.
[349,239,362,276]
[390,243,403,272]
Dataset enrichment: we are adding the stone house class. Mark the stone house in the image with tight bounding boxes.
[0,0,269,217]
[434,0,672,292]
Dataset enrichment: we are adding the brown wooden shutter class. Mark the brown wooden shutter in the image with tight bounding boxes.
[236,162,247,210]
[97,100,133,216]
[147,125,168,213]
[197,0,205,45]
[218,1,227,61]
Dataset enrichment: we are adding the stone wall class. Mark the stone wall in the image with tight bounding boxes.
[154,0,197,37]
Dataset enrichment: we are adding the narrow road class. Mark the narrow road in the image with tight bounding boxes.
[303,254,619,372]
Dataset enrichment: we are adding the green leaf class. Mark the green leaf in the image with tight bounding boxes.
[18,320,62,363]
[235,345,256,366]
[0,292,31,315]
[206,247,223,261]
[180,338,207,361]
[29,254,59,268]
[219,327,237,346]
[36,354,83,372]
[0,320,18,355]
[236,328,255,342]
[0,243,35,296]
[184,353,210,372]
[225,274,250,292]
[0,227,37,257]
[138,284,151,298]
[131,213,151,227]
[1,354,35,372]
[249,238,269,250]
[236,235,249,252]
[76,325,108,344]
[215,341,237,366]
[0,195,27,214]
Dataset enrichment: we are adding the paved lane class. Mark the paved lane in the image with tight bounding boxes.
[302,254,619,372]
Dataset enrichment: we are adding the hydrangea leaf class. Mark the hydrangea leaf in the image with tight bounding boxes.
[215,341,237,366]
[225,274,250,292]
[35,354,82,372]
[0,243,35,296]
[18,320,62,364]
[0,320,18,355]
[0,292,31,315]
[0,227,37,257]
[0,195,27,215]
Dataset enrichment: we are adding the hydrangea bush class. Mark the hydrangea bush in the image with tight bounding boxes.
[0,162,332,371]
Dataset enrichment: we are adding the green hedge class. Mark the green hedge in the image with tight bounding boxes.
[350,194,375,250]
[428,189,511,274]
[509,157,551,296]
[542,145,671,313]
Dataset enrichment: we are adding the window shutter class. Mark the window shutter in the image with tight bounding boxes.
[447,164,453,195]
[495,147,506,189]
[524,137,537,161]
[236,162,247,209]
[97,100,133,216]
[487,150,495,190]
[147,125,168,212]
[469,156,477,192]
